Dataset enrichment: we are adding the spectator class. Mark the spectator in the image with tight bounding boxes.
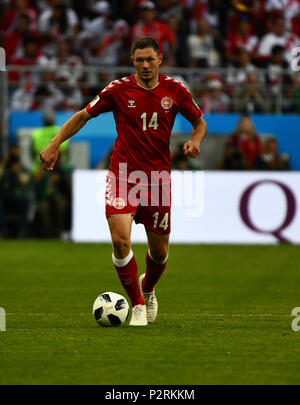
[10,78,36,110]
[0,146,33,237]
[56,70,84,111]
[228,0,261,35]
[166,16,187,67]
[188,1,223,49]
[200,77,231,113]
[129,1,177,66]
[207,0,229,39]
[0,0,37,35]
[79,1,128,66]
[233,72,271,113]
[187,0,208,26]
[263,0,300,34]
[266,44,288,96]
[31,109,68,172]
[257,15,300,64]
[187,17,220,67]
[31,110,71,238]
[10,78,64,110]
[3,13,37,63]
[54,39,83,84]
[252,137,290,170]
[225,116,263,169]
[38,0,79,44]
[9,35,43,84]
[219,139,247,170]
[226,48,257,87]
[225,15,258,64]
[38,39,83,86]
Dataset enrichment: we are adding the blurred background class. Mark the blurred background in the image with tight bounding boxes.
[0,0,299,240]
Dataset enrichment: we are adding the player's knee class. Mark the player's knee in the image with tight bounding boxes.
[154,255,167,265]
[112,235,131,258]
[149,248,168,265]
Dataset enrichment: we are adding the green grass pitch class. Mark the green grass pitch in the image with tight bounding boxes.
[1,240,300,385]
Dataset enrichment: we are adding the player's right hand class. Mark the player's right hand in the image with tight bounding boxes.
[40,145,59,171]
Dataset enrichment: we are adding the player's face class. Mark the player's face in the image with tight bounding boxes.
[132,47,162,85]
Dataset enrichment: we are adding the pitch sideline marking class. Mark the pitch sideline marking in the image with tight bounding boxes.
[7,313,291,317]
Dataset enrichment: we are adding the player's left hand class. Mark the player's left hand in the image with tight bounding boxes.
[183,140,200,158]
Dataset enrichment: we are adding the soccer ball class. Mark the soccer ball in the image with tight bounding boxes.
[92,292,129,327]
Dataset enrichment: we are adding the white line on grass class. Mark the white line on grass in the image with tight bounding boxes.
[160,313,291,317]
[7,313,291,317]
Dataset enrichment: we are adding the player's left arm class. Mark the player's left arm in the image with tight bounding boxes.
[178,83,206,158]
[183,117,207,158]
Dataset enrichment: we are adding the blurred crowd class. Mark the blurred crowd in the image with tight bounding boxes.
[172,115,290,170]
[217,115,290,170]
[0,110,72,238]
[1,0,300,114]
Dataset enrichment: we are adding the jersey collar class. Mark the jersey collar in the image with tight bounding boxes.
[133,74,161,91]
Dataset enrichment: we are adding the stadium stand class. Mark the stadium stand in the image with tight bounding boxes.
[1,0,300,112]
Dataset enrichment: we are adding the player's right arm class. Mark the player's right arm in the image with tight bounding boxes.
[40,84,115,171]
[40,109,91,171]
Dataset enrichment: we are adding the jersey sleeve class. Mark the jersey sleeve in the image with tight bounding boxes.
[178,84,203,124]
[85,87,115,117]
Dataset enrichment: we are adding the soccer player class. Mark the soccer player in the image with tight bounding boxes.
[40,36,207,326]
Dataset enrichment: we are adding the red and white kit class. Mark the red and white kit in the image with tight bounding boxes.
[85,74,203,234]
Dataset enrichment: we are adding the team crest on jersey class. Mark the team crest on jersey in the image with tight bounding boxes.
[161,96,173,110]
[113,197,126,209]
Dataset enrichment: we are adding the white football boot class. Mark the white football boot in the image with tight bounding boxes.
[139,273,158,323]
[129,304,148,326]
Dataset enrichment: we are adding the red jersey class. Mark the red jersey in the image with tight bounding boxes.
[86,74,202,184]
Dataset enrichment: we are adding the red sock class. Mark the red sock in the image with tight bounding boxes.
[142,251,167,293]
[113,251,144,307]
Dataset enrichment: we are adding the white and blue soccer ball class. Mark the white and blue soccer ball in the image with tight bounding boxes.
[93,292,129,327]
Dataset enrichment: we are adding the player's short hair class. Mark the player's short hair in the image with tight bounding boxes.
[132,37,160,55]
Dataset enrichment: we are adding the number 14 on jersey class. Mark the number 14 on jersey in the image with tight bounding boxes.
[141,112,158,131]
